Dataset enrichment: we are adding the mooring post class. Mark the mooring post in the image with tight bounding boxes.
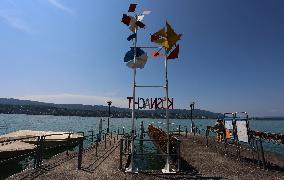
[66,132,71,155]
[177,139,181,171]
[90,130,94,144]
[95,140,98,157]
[178,125,181,135]
[111,131,113,139]
[259,139,266,169]
[251,138,255,162]
[109,137,112,146]
[105,134,107,149]
[38,136,45,167]
[123,127,125,135]
[78,137,83,170]
[34,136,41,168]
[185,127,188,138]
[256,139,260,165]
[205,129,208,147]
[119,139,123,170]
[118,128,120,135]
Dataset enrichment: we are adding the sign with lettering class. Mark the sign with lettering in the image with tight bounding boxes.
[127,97,174,110]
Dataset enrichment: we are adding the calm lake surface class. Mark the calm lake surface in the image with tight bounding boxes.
[0,114,283,178]
[0,114,283,154]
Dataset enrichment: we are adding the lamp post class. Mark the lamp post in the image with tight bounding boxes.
[107,101,112,133]
[190,102,195,133]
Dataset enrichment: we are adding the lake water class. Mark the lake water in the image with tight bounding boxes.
[0,114,283,178]
[0,114,283,153]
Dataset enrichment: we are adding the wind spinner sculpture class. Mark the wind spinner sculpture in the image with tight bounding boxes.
[151,21,182,173]
[121,3,181,173]
[122,4,150,69]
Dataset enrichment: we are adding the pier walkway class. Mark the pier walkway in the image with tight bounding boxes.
[178,133,284,180]
[8,133,284,179]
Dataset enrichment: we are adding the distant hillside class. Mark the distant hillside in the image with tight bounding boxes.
[0,98,222,119]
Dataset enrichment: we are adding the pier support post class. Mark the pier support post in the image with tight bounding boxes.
[185,127,188,138]
[78,137,83,170]
[178,125,181,135]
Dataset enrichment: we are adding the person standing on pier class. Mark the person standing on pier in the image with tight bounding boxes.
[214,119,225,142]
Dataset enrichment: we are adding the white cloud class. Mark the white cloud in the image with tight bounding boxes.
[47,0,75,15]
[16,93,128,108]
[0,12,31,33]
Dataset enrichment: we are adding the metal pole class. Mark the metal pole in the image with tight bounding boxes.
[190,103,195,135]
[126,21,138,173]
[162,45,172,173]
[107,102,111,133]
[107,117,110,133]
[177,139,181,171]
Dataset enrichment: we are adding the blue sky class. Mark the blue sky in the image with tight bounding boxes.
[0,0,283,116]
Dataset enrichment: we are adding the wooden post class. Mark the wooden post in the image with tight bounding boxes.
[185,127,188,138]
[119,139,123,170]
[78,137,83,170]
[178,125,181,135]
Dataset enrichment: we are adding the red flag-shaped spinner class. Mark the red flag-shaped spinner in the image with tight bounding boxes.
[167,45,180,60]
[128,4,137,12]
